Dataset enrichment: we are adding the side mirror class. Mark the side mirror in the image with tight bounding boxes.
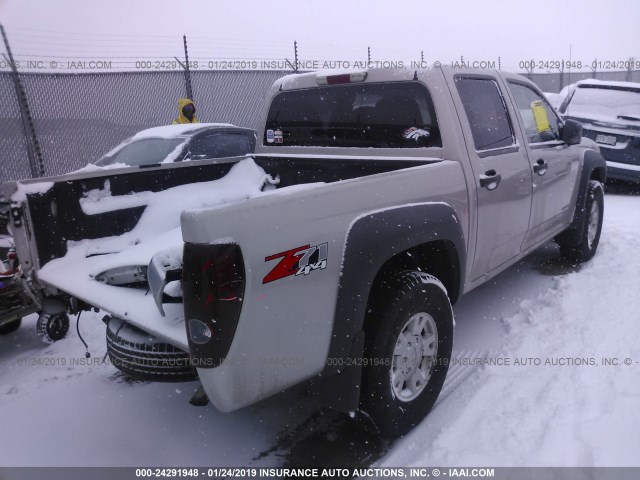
[561,119,582,145]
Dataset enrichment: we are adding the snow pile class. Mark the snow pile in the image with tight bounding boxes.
[382,195,640,467]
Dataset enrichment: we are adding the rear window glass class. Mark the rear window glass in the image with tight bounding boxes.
[455,77,515,151]
[566,84,640,119]
[264,82,442,148]
[190,133,253,159]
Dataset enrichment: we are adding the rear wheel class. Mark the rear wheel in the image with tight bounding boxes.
[560,180,604,263]
[37,312,69,343]
[359,271,454,437]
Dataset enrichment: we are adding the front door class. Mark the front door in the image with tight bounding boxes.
[505,81,581,248]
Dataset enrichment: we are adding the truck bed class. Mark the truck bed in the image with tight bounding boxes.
[6,155,442,348]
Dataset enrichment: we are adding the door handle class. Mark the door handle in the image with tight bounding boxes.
[533,158,548,176]
[479,169,502,191]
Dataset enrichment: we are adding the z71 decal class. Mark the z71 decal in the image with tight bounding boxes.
[263,243,328,284]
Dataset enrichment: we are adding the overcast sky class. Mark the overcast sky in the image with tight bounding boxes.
[0,0,638,72]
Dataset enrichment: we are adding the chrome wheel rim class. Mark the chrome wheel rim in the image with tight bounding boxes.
[587,200,600,248]
[391,312,438,402]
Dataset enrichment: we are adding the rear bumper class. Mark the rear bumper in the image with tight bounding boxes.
[581,127,639,182]
[605,161,640,183]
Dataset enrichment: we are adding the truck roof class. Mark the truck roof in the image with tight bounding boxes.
[272,66,514,92]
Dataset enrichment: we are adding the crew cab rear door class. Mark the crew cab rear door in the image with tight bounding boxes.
[445,72,533,280]
[501,76,581,248]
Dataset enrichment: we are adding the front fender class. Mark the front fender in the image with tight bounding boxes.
[555,148,607,246]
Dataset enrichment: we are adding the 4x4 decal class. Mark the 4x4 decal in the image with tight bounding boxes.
[263,243,328,284]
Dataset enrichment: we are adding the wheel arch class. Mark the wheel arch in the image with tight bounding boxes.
[323,202,465,379]
[555,148,607,246]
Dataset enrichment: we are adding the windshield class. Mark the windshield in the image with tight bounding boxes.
[566,85,640,121]
[95,138,185,166]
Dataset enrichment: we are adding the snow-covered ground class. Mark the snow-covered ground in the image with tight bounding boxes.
[0,189,639,468]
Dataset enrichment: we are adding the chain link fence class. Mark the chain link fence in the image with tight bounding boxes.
[0,70,286,185]
[1,68,639,186]
[0,72,31,183]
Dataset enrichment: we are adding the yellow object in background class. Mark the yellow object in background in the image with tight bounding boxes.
[173,98,199,124]
[531,100,551,133]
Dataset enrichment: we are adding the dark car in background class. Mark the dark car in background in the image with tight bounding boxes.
[0,122,256,340]
[559,80,640,183]
[94,123,256,167]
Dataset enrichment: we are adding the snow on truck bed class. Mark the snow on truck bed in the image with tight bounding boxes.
[36,158,270,348]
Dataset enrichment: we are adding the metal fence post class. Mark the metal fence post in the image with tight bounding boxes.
[558,66,565,92]
[1,24,45,178]
[183,34,193,101]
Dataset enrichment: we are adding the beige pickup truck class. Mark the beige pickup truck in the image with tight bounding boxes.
[4,67,606,437]
[178,67,606,436]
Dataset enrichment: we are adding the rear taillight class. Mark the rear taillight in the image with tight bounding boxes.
[183,243,245,368]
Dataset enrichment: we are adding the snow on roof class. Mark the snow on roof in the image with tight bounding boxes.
[575,79,640,90]
[129,123,237,141]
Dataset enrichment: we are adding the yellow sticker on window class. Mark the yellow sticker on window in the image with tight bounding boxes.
[531,100,551,133]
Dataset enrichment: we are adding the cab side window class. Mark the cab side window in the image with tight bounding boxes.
[455,77,515,151]
[508,83,560,143]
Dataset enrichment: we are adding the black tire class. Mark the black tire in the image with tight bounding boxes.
[560,180,604,263]
[37,312,69,343]
[0,318,22,335]
[106,317,197,382]
[359,271,454,437]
